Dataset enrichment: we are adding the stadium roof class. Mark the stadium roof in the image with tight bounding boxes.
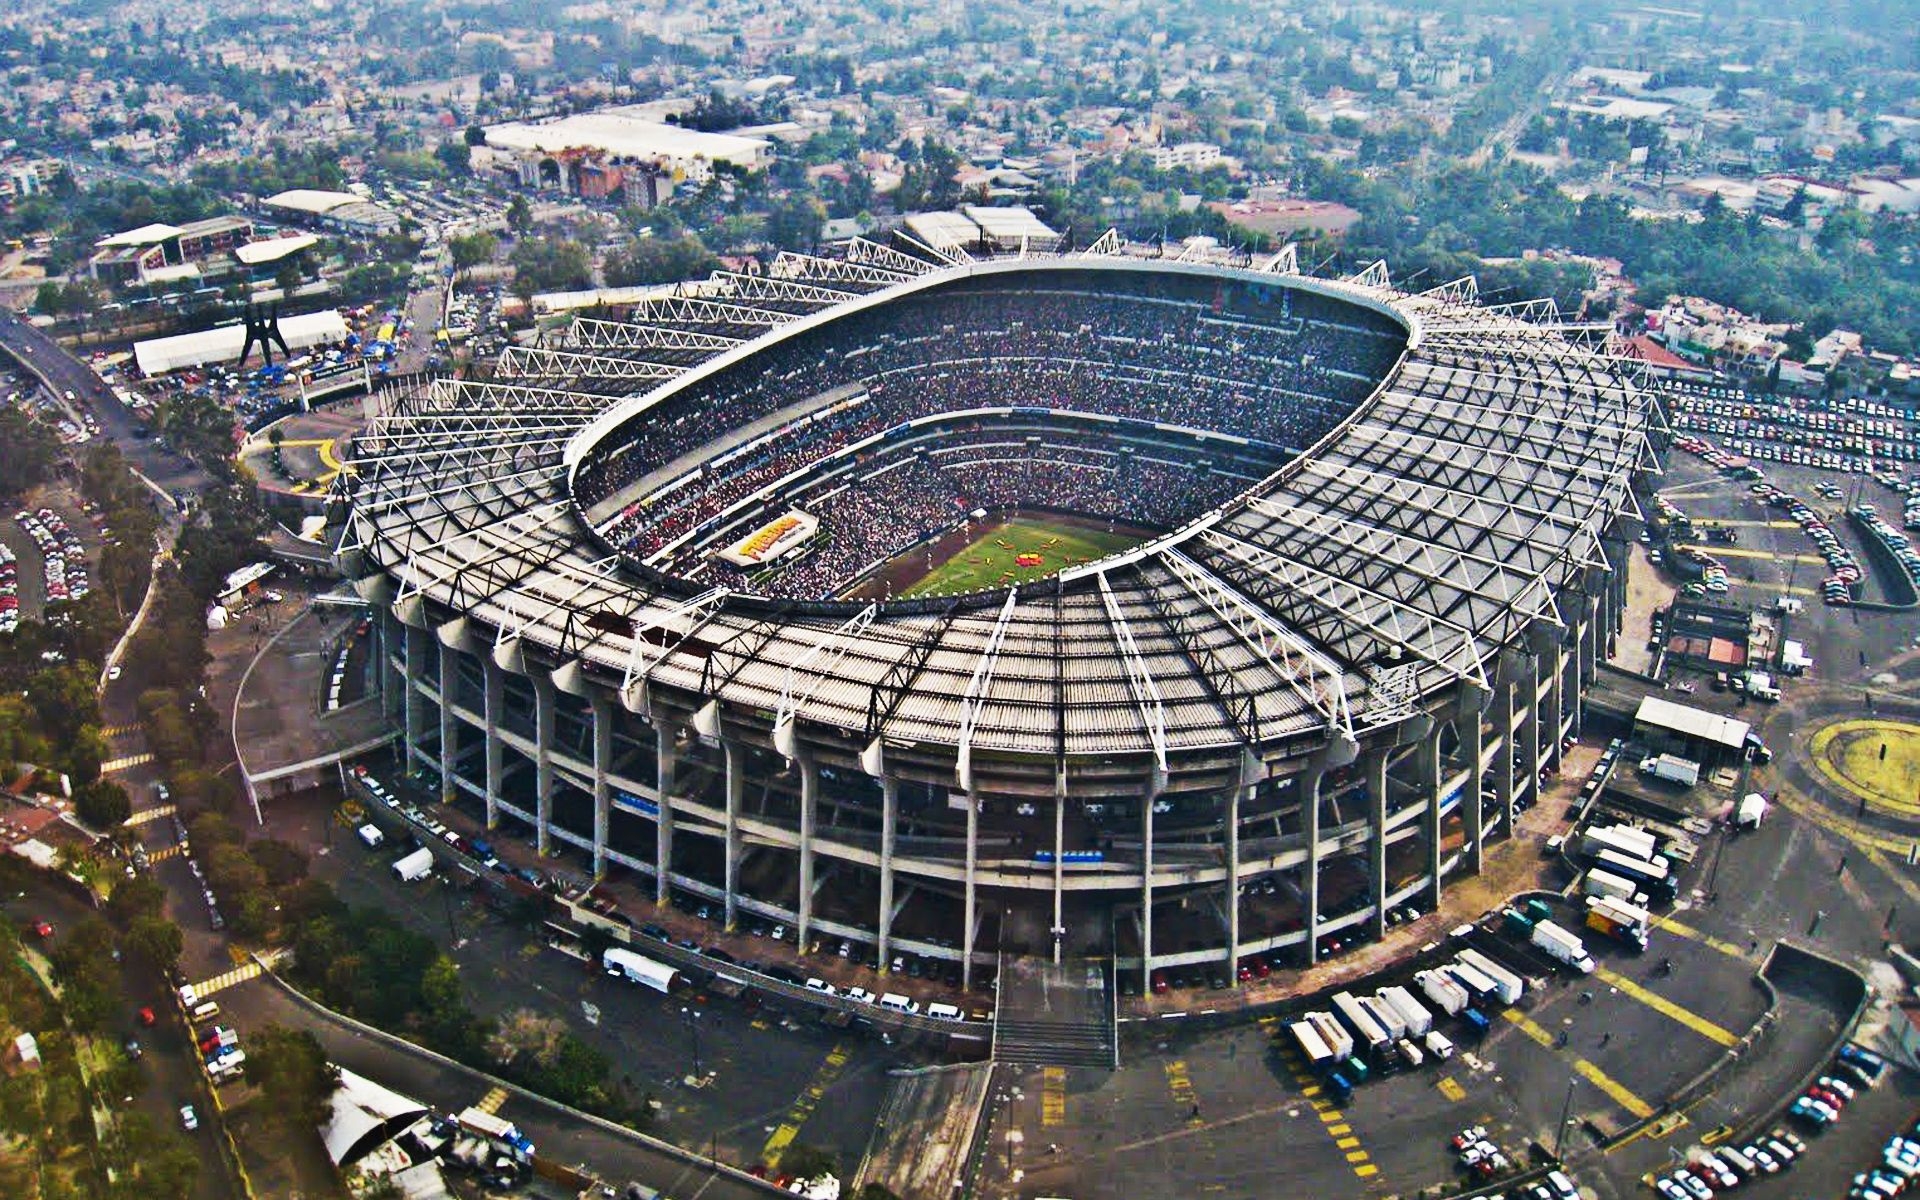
[344,243,1652,765]
[484,110,769,168]
[960,204,1061,248]
[901,211,985,255]
[97,222,182,248]
[234,233,319,265]
[134,309,348,376]
[264,189,363,215]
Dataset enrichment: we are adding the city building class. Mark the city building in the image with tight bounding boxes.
[475,108,771,190]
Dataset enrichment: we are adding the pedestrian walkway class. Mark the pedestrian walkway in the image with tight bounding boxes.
[101,752,155,774]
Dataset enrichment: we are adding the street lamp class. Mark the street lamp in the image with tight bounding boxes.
[680,1005,703,1077]
[1554,1074,1580,1161]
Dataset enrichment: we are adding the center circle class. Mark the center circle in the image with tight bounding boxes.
[568,264,1408,608]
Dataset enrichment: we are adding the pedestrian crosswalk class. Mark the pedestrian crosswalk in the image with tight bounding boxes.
[189,949,290,998]
[101,752,155,774]
[102,724,140,739]
[474,1087,509,1115]
[125,804,176,826]
[148,844,181,863]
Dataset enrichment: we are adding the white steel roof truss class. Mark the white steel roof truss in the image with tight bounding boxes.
[769,250,916,287]
[843,237,942,275]
[619,586,732,698]
[392,500,573,602]
[567,318,743,354]
[498,346,682,381]
[1197,527,1488,689]
[1082,229,1125,257]
[1156,548,1353,739]
[773,603,880,756]
[1095,572,1168,771]
[710,272,859,307]
[955,589,1020,792]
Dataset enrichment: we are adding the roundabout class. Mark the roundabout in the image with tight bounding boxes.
[1808,717,1920,819]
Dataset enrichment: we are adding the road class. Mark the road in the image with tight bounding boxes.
[0,308,211,504]
[0,867,239,1200]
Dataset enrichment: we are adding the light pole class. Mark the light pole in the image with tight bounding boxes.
[1554,1074,1580,1161]
[680,1005,703,1077]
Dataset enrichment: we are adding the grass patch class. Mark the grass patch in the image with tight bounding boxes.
[898,516,1140,597]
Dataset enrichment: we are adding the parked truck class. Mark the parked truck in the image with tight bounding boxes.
[1593,847,1676,901]
[1443,962,1501,1010]
[391,846,434,882]
[1455,948,1526,1004]
[1580,822,1659,862]
[1530,920,1598,974]
[1331,991,1393,1065]
[1583,867,1647,906]
[457,1106,535,1161]
[1585,895,1652,951]
[1360,994,1407,1042]
[602,947,683,995]
[1376,986,1434,1038]
[1414,969,1470,1017]
[1638,754,1701,788]
[1288,1020,1337,1072]
[1305,1011,1355,1062]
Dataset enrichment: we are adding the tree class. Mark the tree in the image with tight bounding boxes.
[506,193,533,236]
[464,124,488,147]
[124,915,183,974]
[74,779,130,829]
[242,1026,338,1132]
[767,194,827,250]
[434,140,472,176]
[448,230,499,272]
[509,237,593,293]
[0,408,61,497]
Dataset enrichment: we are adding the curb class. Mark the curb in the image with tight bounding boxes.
[254,959,789,1197]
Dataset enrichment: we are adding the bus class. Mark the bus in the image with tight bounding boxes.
[602,946,683,994]
[1593,847,1675,899]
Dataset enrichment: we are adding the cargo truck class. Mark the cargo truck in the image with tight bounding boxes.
[1593,847,1676,900]
[602,947,683,995]
[1455,948,1526,1004]
[1415,968,1470,1016]
[1582,868,1647,906]
[391,846,434,882]
[1530,920,1598,974]
[1444,961,1502,1009]
[1305,1011,1355,1062]
[1331,991,1394,1065]
[1376,986,1434,1038]
[1360,994,1407,1042]
[1288,1021,1337,1072]
[1638,754,1701,787]
[1581,823,1659,862]
[457,1106,535,1160]
[1585,895,1651,951]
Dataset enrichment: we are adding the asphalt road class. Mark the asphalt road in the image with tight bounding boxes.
[0,308,210,503]
[0,867,237,1200]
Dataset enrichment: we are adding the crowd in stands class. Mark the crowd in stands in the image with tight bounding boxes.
[567,272,1403,599]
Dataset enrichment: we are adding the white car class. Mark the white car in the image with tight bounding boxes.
[106,664,121,680]
[179,1104,199,1131]
[844,987,877,1005]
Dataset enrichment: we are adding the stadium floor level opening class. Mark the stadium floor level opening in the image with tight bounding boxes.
[844,512,1151,601]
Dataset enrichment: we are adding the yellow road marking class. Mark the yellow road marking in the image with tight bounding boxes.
[1354,1164,1379,1178]
[1336,1136,1361,1149]
[1274,1042,1375,1179]
[1501,1009,1557,1047]
[1041,1066,1065,1128]
[475,1086,508,1114]
[126,804,175,825]
[1574,1058,1655,1119]
[1651,914,1749,959]
[101,752,155,773]
[189,961,263,998]
[1595,967,1738,1046]
[1326,1123,1351,1135]
[1164,1060,1201,1124]
[1675,543,1827,565]
[760,1042,849,1168]
[149,844,181,862]
[103,724,140,738]
[1437,1076,1467,1101]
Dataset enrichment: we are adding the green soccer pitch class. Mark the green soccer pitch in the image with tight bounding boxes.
[895,516,1141,598]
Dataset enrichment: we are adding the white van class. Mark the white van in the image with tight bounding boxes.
[878,993,920,1015]
[925,1002,963,1022]
[1423,1030,1456,1060]
[190,1001,221,1024]
[356,824,384,849]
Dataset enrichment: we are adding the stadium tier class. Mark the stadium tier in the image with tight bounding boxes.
[339,241,1650,983]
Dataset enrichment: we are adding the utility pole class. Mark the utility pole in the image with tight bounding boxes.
[1554,1074,1580,1161]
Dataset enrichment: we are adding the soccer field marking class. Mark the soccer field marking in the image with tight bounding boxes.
[1594,967,1739,1046]
[896,516,1140,598]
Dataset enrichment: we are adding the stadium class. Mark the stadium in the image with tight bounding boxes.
[338,231,1651,990]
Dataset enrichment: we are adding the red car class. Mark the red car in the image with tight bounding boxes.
[137,1007,156,1027]
[29,920,52,939]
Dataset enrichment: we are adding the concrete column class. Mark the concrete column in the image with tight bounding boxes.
[961,788,979,990]
[1523,653,1545,810]
[1140,780,1157,974]
[1301,763,1325,965]
[590,695,612,879]
[1456,696,1486,875]
[724,739,745,931]
[1224,749,1253,980]
[877,773,898,968]
[402,623,425,768]
[379,618,404,721]
[533,673,555,857]
[1366,747,1390,940]
[1052,771,1066,966]
[655,723,678,904]
[1546,637,1567,769]
[797,753,817,953]
[436,640,457,803]
[483,656,503,830]
[1421,723,1443,911]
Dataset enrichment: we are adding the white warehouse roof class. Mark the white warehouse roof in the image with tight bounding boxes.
[134,309,348,377]
[1634,695,1750,751]
[234,234,319,265]
[483,109,769,169]
[265,189,363,215]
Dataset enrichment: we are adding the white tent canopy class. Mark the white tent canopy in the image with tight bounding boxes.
[134,309,348,376]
